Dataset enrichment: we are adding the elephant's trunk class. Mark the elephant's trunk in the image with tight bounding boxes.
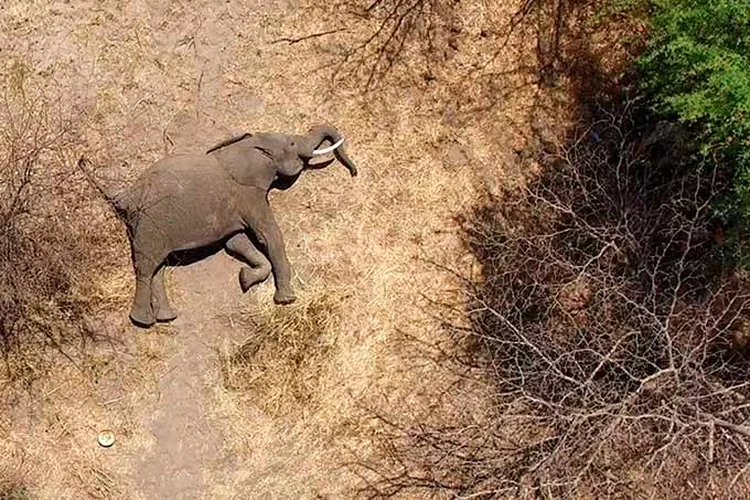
[302,125,358,177]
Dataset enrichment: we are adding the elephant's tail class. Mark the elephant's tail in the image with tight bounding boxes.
[76,156,128,215]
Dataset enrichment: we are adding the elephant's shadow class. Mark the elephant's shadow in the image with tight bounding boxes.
[164,231,266,273]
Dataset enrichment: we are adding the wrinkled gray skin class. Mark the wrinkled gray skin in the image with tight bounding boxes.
[78,124,357,328]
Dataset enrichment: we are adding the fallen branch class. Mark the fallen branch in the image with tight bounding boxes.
[270,28,345,45]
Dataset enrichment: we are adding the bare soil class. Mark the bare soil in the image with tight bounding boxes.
[132,252,233,498]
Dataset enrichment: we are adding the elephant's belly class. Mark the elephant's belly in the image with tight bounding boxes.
[161,204,243,252]
[169,217,242,252]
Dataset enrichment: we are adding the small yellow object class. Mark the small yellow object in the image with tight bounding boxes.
[97,430,115,448]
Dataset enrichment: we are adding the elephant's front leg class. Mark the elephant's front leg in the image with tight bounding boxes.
[245,201,296,305]
[225,232,272,292]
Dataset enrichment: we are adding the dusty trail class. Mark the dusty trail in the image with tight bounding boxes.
[132,251,260,498]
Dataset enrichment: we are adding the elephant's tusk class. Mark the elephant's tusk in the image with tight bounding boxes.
[312,137,344,156]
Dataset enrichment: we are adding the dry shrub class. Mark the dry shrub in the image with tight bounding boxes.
[331,0,646,95]
[331,0,461,90]
[0,69,123,382]
[220,295,340,416]
[354,99,750,498]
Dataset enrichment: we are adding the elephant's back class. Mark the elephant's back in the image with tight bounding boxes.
[142,153,223,179]
[131,154,226,191]
[119,153,245,250]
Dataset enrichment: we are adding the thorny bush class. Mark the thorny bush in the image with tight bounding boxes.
[357,99,750,498]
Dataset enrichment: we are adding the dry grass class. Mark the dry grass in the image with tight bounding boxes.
[220,294,341,416]
[0,325,171,499]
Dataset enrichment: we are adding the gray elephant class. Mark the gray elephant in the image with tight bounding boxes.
[78,124,357,328]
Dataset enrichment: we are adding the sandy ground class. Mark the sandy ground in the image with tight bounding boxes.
[0,0,546,498]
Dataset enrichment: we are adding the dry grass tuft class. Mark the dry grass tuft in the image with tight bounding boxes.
[220,295,341,416]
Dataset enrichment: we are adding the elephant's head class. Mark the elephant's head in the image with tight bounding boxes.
[256,124,358,179]
[208,124,358,190]
[297,124,358,177]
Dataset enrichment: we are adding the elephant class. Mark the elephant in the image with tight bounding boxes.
[78,124,357,328]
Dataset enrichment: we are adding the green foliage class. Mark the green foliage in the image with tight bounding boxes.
[638,0,750,261]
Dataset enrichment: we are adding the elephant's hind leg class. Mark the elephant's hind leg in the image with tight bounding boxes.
[130,252,163,328]
[151,265,178,322]
[225,232,272,293]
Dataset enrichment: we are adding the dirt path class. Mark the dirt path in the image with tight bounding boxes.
[132,252,253,498]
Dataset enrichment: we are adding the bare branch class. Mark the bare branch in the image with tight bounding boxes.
[270,28,346,45]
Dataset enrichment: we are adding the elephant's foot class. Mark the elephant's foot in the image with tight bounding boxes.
[273,288,297,305]
[130,306,156,328]
[155,306,178,323]
[239,266,270,293]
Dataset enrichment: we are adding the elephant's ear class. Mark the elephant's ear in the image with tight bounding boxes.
[206,132,253,154]
[222,146,274,187]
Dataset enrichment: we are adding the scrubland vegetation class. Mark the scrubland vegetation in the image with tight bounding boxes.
[0,75,123,382]
[340,0,750,497]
